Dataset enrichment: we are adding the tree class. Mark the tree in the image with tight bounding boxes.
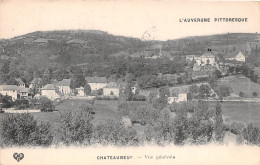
[1,113,52,147]
[84,84,91,95]
[199,84,211,99]
[239,91,244,97]
[56,109,93,145]
[0,94,13,108]
[97,88,103,95]
[148,91,158,103]
[189,85,199,94]
[214,70,222,78]
[39,97,55,112]
[159,86,170,98]
[215,85,232,98]
[69,67,86,89]
[252,92,258,97]
[214,102,225,143]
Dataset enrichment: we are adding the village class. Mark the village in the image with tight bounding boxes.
[1,31,260,147]
[0,49,255,110]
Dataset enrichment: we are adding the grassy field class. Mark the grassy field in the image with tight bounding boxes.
[220,101,260,128]
[217,75,260,98]
[30,99,148,126]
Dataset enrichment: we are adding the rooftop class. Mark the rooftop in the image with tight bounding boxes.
[105,82,120,88]
[0,85,19,91]
[55,79,71,86]
[201,52,215,58]
[226,51,244,58]
[42,84,56,90]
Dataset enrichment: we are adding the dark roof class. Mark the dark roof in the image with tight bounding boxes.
[42,84,55,90]
[226,51,244,58]
[105,82,119,88]
[54,79,71,86]
[0,85,19,91]
[20,88,29,93]
[86,77,108,83]
[201,52,215,58]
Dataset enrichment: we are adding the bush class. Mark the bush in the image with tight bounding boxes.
[135,105,159,125]
[39,97,55,112]
[239,91,244,97]
[55,109,93,146]
[253,92,258,97]
[1,113,53,147]
[132,94,146,101]
[0,94,13,108]
[92,119,138,146]
[13,99,29,109]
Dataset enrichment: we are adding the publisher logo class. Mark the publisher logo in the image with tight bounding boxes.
[13,153,24,162]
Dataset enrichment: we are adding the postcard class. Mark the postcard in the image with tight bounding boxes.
[0,0,260,165]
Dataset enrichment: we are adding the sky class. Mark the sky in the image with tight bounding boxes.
[0,0,259,41]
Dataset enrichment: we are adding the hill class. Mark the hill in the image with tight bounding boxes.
[0,30,259,85]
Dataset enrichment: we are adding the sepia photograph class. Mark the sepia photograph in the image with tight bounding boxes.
[0,0,260,164]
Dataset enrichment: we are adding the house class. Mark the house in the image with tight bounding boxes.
[41,84,61,100]
[103,82,120,97]
[15,78,25,88]
[168,86,188,104]
[186,53,215,66]
[186,55,201,65]
[54,79,71,95]
[29,78,43,89]
[75,87,85,96]
[0,85,19,100]
[226,51,245,62]
[200,53,215,66]
[86,77,109,91]
[19,88,29,99]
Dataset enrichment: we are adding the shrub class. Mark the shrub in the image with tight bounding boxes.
[0,94,13,108]
[97,88,103,95]
[136,105,159,125]
[148,91,158,103]
[39,97,55,112]
[13,99,29,109]
[132,94,146,101]
[1,113,53,147]
[55,109,93,146]
[252,92,258,97]
[92,119,138,146]
[239,91,244,97]
[242,124,260,145]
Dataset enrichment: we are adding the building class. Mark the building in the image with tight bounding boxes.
[168,93,187,104]
[54,79,71,95]
[19,88,29,99]
[86,77,109,91]
[0,85,19,100]
[186,53,215,66]
[75,87,85,96]
[200,53,215,66]
[15,78,25,88]
[41,84,61,100]
[103,82,120,97]
[226,51,245,62]
[168,86,188,104]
